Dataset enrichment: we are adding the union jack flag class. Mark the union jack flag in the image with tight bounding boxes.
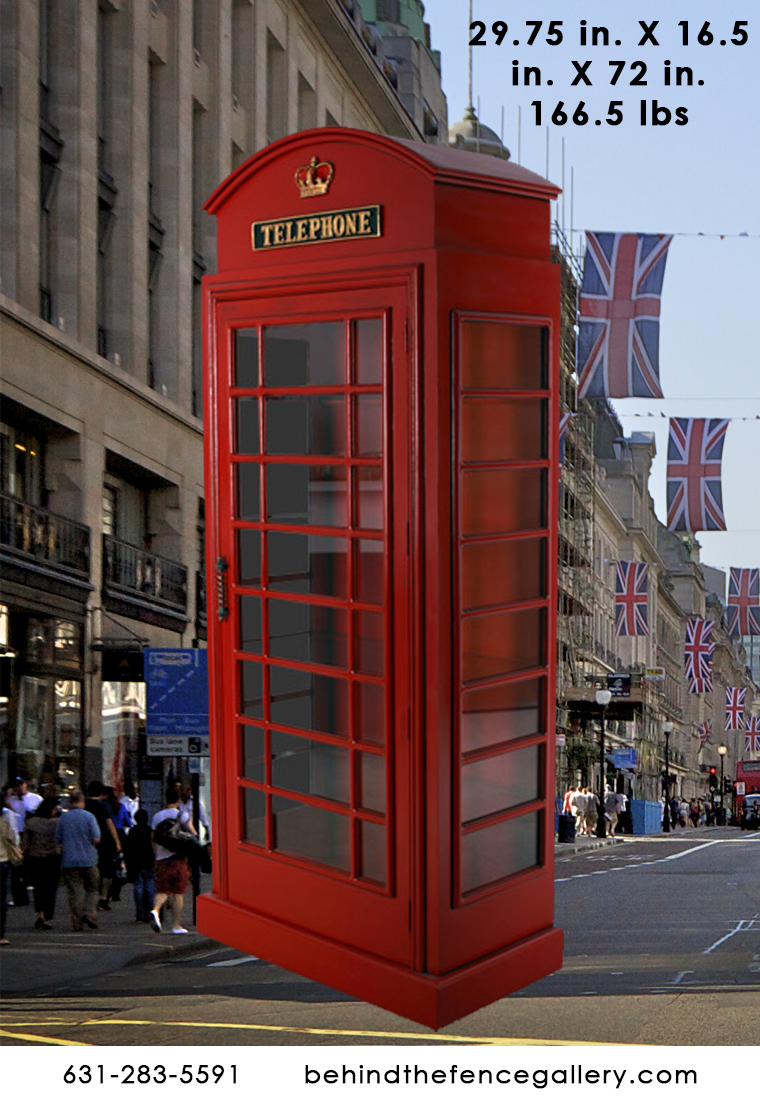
[684,617,715,693]
[559,412,573,466]
[578,231,672,399]
[745,715,760,753]
[615,561,649,636]
[726,568,760,636]
[698,718,712,742]
[666,418,729,532]
[725,686,746,731]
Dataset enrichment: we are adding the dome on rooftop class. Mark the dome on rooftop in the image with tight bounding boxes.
[448,106,510,160]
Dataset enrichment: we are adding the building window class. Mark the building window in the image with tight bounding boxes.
[297,72,316,131]
[102,484,118,537]
[0,424,43,505]
[266,30,287,143]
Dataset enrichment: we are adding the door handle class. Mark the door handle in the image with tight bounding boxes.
[215,556,229,621]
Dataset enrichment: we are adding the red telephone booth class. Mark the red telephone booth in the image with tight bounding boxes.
[198,128,562,1028]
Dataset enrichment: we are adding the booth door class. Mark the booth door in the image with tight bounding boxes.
[212,286,414,966]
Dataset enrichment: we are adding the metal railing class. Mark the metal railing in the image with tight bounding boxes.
[102,535,187,611]
[0,492,90,575]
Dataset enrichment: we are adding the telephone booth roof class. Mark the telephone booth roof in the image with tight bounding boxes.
[204,128,560,275]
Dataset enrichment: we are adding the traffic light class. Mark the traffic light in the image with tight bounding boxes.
[708,766,717,789]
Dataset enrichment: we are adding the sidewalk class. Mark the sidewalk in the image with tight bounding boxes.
[1,877,217,996]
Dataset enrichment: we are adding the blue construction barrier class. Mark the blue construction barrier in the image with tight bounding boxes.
[630,799,662,834]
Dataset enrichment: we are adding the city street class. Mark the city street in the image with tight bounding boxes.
[2,827,758,1047]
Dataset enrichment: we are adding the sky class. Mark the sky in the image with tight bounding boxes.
[422,0,760,583]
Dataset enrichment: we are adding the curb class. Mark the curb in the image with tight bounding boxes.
[124,934,223,968]
[554,835,625,854]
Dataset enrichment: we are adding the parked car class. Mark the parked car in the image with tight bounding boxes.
[739,794,760,830]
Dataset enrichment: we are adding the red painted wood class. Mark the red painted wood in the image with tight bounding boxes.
[200,128,562,1027]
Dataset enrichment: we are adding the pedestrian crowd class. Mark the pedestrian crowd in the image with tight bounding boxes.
[561,784,628,838]
[661,795,716,828]
[1,777,208,947]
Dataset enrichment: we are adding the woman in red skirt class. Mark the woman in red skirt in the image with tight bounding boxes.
[149,785,196,934]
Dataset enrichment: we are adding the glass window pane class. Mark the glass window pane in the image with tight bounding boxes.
[267,532,348,599]
[235,328,258,388]
[354,611,384,677]
[266,464,347,527]
[359,820,385,885]
[272,795,350,871]
[243,787,266,845]
[462,538,545,610]
[356,680,384,746]
[461,468,546,536]
[461,399,546,463]
[354,539,383,604]
[235,463,260,521]
[461,321,546,390]
[240,660,263,719]
[237,529,262,585]
[462,608,545,683]
[359,752,385,814]
[461,677,544,755]
[353,465,383,530]
[270,665,349,739]
[235,398,259,454]
[462,744,542,824]
[268,600,348,669]
[353,395,383,457]
[271,730,349,804]
[462,811,542,893]
[54,621,81,667]
[265,397,346,456]
[264,322,345,387]
[355,318,382,384]
[242,723,265,782]
[239,595,262,654]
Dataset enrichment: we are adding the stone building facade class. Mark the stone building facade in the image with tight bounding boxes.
[0,0,445,796]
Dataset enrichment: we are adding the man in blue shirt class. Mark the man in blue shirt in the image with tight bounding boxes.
[55,790,101,931]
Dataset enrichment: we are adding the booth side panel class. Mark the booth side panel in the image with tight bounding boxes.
[426,247,562,977]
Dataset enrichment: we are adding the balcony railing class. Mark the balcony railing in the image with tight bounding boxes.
[1,492,90,576]
[102,536,187,612]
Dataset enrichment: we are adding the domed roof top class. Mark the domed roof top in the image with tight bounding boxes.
[448,106,511,161]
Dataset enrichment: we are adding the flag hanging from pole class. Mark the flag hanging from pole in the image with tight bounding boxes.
[559,412,573,466]
[725,686,746,731]
[666,418,729,532]
[615,561,649,636]
[726,568,760,636]
[745,715,760,753]
[684,617,715,693]
[698,718,712,742]
[578,231,672,399]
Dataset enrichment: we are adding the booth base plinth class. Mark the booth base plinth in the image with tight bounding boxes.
[197,893,563,1029]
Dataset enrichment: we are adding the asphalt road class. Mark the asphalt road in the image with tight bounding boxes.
[2,829,759,1047]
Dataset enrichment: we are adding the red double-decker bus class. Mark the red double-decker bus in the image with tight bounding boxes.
[735,757,760,826]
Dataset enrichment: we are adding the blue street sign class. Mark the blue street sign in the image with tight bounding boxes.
[144,648,209,737]
[609,747,637,770]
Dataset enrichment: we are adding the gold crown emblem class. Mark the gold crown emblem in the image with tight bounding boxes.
[295,155,334,198]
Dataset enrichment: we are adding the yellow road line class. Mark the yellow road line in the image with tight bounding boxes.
[0,1028,89,1046]
[75,1018,618,1045]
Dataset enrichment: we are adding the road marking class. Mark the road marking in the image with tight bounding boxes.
[556,839,722,882]
[0,1028,88,1046]
[671,971,694,984]
[206,955,259,967]
[702,914,759,955]
[70,1018,623,1046]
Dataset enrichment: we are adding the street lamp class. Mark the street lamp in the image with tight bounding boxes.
[595,688,612,838]
[662,720,673,833]
[718,745,727,825]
